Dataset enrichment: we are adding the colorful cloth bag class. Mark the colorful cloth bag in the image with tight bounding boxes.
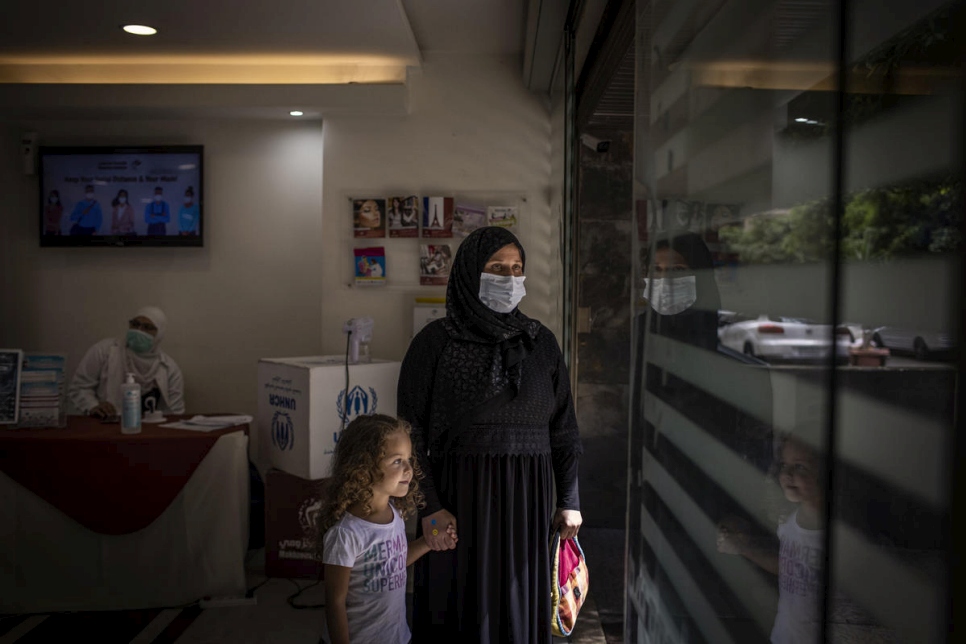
[550,532,589,637]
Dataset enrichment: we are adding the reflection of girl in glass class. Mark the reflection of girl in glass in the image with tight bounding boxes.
[44,190,63,235]
[179,186,199,236]
[111,189,136,236]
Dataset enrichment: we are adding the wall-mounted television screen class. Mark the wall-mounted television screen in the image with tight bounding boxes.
[39,145,203,247]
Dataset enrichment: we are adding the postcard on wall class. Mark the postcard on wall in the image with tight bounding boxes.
[0,349,23,424]
[354,247,386,286]
[487,206,518,228]
[419,244,453,286]
[453,203,487,238]
[387,195,420,238]
[421,197,453,238]
[352,198,386,238]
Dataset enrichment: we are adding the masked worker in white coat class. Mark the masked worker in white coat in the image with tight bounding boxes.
[68,306,185,418]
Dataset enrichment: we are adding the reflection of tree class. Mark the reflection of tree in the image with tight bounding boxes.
[719,176,961,264]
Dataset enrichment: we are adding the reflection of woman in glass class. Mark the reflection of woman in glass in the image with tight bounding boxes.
[110,189,135,236]
[178,186,199,236]
[44,190,63,235]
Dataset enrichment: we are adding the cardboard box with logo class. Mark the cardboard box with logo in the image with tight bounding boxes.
[264,468,328,579]
[256,356,400,480]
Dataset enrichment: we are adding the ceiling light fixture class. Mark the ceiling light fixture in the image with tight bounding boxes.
[794,117,809,123]
[122,25,158,36]
[289,110,304,116]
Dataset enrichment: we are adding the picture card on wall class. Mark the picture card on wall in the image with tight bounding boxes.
[419,244,452,286]
[453,203,487,238]
[352,198,386,238]
[487,206,518,228]
[354,247,386,286]
[421,197,453,238]
[387,195,420,238]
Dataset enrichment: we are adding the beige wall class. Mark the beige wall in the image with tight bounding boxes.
[0,119,325,420]
[319,54,560,359]
[0,53,559,452]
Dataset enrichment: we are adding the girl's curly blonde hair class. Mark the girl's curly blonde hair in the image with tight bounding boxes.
[315,413,425,558]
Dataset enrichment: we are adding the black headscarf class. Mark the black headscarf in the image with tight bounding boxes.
[646,232,721,351]
[442,226,541,396]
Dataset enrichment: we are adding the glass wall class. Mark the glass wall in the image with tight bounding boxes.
[627,0,961,642]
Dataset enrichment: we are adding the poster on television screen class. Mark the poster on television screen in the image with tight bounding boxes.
[40,146,203,247]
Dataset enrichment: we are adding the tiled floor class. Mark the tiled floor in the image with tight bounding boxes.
[0,535,622,643]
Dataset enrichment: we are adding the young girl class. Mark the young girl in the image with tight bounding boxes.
[717,433,824,644]
[317,414,456,644]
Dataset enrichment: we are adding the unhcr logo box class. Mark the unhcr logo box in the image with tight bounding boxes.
[257,356,401,480]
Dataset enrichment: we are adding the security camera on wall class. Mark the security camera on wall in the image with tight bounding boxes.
[580,134,611,153]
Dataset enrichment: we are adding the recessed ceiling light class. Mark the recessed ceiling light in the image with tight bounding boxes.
[794,117,809,123]
[290,110,304,116]
[123,25,158,36]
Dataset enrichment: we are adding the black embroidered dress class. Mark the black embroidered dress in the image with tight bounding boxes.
[397,227,582,643]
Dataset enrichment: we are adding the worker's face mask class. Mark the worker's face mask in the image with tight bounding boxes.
[154,194,163,202]
[126,329,154,354]
[479,273,526,313]
[644,276,697,316]
[85,192,94,200]
[118,196,127,204]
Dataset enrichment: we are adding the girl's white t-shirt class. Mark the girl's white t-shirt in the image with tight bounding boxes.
[771,508,823,644]
[322,505,410,643]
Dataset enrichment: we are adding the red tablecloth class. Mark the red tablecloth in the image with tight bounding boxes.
[0,415,248,535]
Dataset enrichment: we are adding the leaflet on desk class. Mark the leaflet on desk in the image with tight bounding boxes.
[160,414,253,431]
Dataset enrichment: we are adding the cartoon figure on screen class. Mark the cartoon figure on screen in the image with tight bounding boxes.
[178,186,199,236]
[69,185,103,235]
[145,186,171,235]
[717,433,825,644]
[44,189,63,236]
[111,189,136,236]
[316,414,457,644]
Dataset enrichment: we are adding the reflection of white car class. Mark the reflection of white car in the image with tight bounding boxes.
[871,327,954,360]
[718,313,854,363]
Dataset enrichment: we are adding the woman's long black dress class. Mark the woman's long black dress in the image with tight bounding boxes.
[398,320,582,643]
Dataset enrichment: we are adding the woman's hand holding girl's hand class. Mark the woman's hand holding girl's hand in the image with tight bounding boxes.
[552,509,582,540]
[422,509,458,550]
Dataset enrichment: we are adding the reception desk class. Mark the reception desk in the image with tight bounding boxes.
[0,415,250,612]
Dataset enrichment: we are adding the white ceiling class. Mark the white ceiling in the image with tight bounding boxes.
[0,0,527,84]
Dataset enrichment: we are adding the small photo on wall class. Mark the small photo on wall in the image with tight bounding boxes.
[388,196,420,238]
[354,247,386,286]
[353,198,386,238]
[453,203,487,238]
[421,197,453,238]
[487,206,518,228]
[419,244,452,285]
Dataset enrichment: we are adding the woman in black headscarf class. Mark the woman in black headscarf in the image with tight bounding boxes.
[398,226,582,643]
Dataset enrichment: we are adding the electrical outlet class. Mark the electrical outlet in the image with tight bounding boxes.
[199,595,258,609]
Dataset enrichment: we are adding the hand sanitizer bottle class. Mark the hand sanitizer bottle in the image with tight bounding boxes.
[121,373,142,434]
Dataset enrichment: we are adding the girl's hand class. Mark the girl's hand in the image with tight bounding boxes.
[422,509,457,550]
[552,509,582,540]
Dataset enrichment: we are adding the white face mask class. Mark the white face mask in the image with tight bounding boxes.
[118,196,127,204]
[479,273,526,313]
[85,192,94,200]
[644,276,697,316]
[154,194,162,202]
